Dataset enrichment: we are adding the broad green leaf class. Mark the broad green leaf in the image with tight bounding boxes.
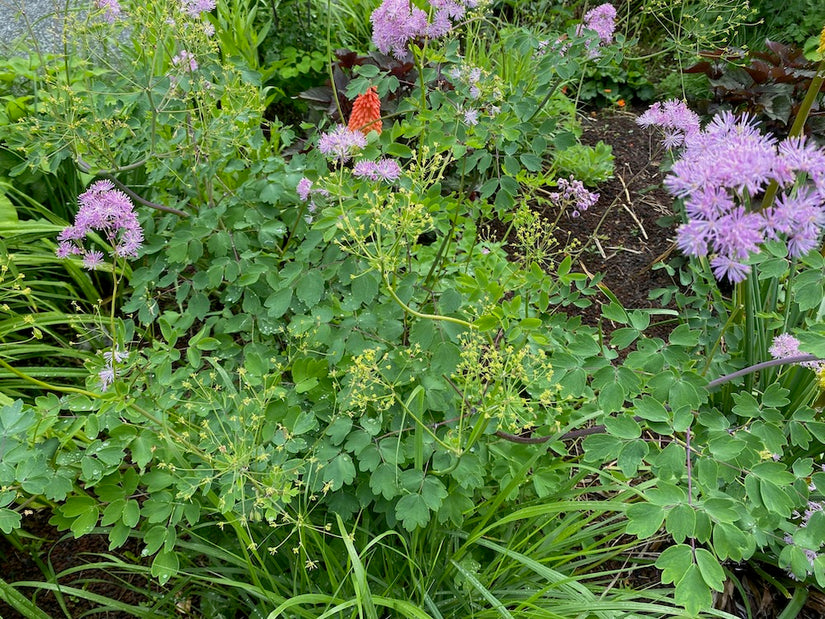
[634,396,669,422]
[603,413,640,439]
[666,504,695,543]
[626,503,665,538]
[0,508,21,533]
[396,493,430,531]
[151,550,179,585]
[675,563,713,615]
[656,544,693,584]
[695,548,725,591]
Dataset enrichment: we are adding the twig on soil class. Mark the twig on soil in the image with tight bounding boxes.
[617,171,647,239]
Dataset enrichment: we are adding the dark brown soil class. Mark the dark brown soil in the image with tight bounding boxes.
[0,510,155,618]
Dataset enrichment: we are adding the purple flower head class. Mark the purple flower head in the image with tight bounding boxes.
[56,180,144,269]
[94,0,122,22]
[549,176,599,217]
[371,0,429,59]
[172,50,198,72]
[318,125,368,163]
[580,3,616,44]
[182,0,216,16]
[636,99,700,149]
[770,333,824,371]
[82,250,105,270]
[353,158,402,182]
[464,109,479,126]
[297,177,313,201]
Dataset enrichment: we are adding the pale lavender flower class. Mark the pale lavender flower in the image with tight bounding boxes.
[318,125,367,163]
[464,109,479,126]
[371,0,429,59]
[98,367,115,391]
[82,250,105,270]
[549,176,599,217]
[580,3,617,44]
[297,177,313,201]
[182,0,216,16]
[353,158,401,182]
[636,99,701,149]
[57,180,144,269]
[710,254,750,283]
[172,50,198,72]
[769,333,824,371]
[95,0,122,22]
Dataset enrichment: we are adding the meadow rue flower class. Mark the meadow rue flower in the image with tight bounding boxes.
[548,176,599,217]
[769,333,825,371]
[98,347,129,391]
[57,180,144,270]
[635,99,700,149]
[353,158,402,182]
[182,0,215,16]
[94,0,122,23]
[370,0,429,59]
[297,177,313,201]
[318,125,367,163]
[579,3,617,44]
[348,86,382,135]
[172,50,198,72]
[463,109,479,126]
[653,104,825,282]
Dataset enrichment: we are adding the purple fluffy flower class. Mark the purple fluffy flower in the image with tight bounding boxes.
[353,158,401,182]
[172,50,198,72]
[95,0,122,22]
[370,0,429,59]
[57,180,144,269]
[580,3,616,44]
[182,0,216,16]
[464,109,479,126]
[549,176,599,218]
[770,333,824,371]
[318,126,368,163]
[297,177,313,201]
[636,99,700,149]
[82,250,105,270]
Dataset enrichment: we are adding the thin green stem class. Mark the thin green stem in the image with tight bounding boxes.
[383,275,474,329]
[0,358,100,398]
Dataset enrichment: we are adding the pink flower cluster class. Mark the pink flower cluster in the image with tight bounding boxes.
[318,126,368,163]
[636,99,700,149]
[353,158,402,182]
[645,105,825,283]
[548,176,599,218]
[769,333,824,372]
[56,180,144,270]
[370,0,479,60]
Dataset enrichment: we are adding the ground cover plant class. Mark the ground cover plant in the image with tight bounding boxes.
[2,0,825,617]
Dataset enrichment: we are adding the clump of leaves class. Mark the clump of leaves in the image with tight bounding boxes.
[298,48,418,124]
[685,40,825,137]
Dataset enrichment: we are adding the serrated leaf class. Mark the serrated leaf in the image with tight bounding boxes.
[0,507,21,533]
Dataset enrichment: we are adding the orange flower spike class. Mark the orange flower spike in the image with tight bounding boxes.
[348,86,382,136]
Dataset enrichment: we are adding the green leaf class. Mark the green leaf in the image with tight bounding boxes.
[0,508,21,533]
[695,548,725,591]
[395,493,431,531]
[666,504,695,543]
[323,453,356,491]
[762,383,790,408]
[634,396,669,422]
[598,383,626,413]
[603,414,640,439]
[758,479,794,517]
[712,522,753,562]
[296,271,324,308]
[668,324,700,347]
[370,463,398,500]
[656,544,693,584]
[151,550,179,585]
[617,439,648,476]
[626,503,665,538]
[675,563,713,615]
